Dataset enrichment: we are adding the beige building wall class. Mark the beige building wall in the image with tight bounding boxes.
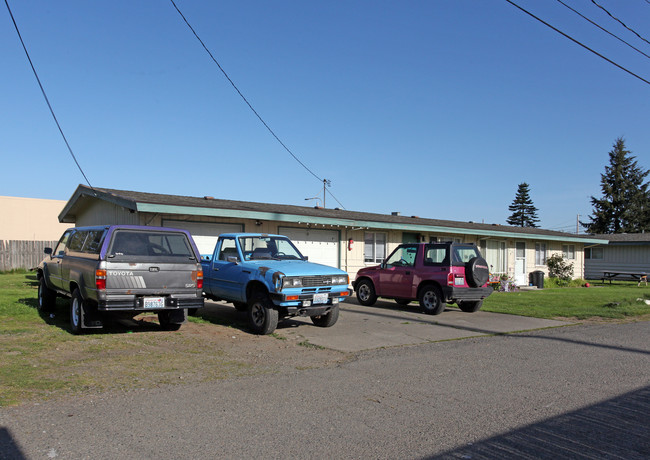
[0,196,70,241]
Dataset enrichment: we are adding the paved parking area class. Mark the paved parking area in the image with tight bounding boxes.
[274,297,576,352]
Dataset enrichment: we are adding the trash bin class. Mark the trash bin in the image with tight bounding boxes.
[530,270,544,289]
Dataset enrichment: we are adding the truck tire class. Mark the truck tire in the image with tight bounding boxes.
[311,304,339,328]
[458,300,483,313]
[70,289,84,335]
[466,257,489,288]
[158,310,185,331]
[37,277,56,313]
[233,302,248,312]
[419,285,445,315]
[356,279,377,306]
[248,292,278,335]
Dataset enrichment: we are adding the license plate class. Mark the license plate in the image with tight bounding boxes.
[143,297,165,309]
[313,293,329,305]
[454,277,465,286]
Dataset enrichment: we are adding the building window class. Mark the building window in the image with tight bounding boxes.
[585,247,604,260]
[535,243,547,266]
[364,232,386,263]
[480,240,507,275]
[562,244,575,260]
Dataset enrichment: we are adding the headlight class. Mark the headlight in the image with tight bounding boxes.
[332,275,349,285]
[282,277,303,289]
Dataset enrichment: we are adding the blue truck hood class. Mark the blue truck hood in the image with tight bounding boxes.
[243,259,347,277]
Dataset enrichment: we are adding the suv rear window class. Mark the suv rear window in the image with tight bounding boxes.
[452,246,481,265]
[108,230,195,259]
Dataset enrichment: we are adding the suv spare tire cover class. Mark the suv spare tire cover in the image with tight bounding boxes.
[466,257,489,287]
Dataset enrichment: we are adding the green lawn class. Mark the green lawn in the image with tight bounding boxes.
[483,281,650,319]
[0,272,254,406]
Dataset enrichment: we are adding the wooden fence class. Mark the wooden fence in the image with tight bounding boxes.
[0,240,57,271]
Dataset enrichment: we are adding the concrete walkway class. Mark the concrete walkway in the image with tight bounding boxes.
[275,298,576,352]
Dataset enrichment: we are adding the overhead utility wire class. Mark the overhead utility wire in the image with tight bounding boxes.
[504,0,650,86]
[556,0,650,60]
[4,0,94,191]
[590,0,650,46]
[169,0,345,209]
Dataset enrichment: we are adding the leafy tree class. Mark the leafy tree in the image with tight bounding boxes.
[583,138,650,234]
[506,182,540,228]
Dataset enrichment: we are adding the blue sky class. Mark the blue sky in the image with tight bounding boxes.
[2,0,649,233]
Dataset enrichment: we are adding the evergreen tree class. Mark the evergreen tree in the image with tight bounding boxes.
[584,138,650,234]
[506,182,540,228]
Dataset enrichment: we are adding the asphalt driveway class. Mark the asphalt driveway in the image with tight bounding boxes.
[273,297,575,352]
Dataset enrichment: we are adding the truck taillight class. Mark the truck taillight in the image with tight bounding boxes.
[196,270,203,290]
[447,272,454,286]
[96,269,106,290]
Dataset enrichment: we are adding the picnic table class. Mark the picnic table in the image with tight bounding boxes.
[601,271,648,284]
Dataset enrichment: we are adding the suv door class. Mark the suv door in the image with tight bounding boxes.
[378,244,418,298]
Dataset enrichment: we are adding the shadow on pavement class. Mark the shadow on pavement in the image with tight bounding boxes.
[428,385,650,459]
[0,427,27,460]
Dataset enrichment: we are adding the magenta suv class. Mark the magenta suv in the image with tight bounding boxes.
[354,242,492,315]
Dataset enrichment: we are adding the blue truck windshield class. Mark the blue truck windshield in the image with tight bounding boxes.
[238,236,304,261]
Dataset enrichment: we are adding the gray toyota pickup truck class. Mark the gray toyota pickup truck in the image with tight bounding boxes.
[37,225,204,333]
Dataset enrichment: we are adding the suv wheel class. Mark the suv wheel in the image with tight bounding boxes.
[248,292,279,335]
[458,300,483,313]
[419,285,445,315]
[356,279,377,306]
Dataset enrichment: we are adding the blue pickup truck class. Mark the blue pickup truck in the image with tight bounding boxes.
[201,233,350,334]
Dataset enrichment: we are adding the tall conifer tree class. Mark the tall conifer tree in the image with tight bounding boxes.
[507,182,540,228]
[584,138,650,234]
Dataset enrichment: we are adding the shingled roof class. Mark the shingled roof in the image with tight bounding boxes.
[60,185,608,244]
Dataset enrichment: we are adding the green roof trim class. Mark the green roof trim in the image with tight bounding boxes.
[136,203,608,244]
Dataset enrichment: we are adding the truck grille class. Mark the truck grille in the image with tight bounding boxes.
[302,276,336,287]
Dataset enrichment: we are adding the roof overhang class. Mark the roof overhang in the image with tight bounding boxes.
[136,202,609,244]
[59,186,137,223]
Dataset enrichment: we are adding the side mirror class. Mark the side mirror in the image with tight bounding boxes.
[380,262,386,269]
[44,247,52,256]
[226,256,240,264]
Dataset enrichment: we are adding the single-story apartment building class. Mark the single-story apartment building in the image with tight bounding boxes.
[584,233,650,280]
[57,185,608,285]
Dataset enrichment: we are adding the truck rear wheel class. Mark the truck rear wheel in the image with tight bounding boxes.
[70,289,84,335]
[248,292,278,335]
[458,300,483,313]
[356,279,377,306]
[233,302,248,312]
[311,304,339,328]
[38,277,56,313]
[419,285,445,315]
[158,310,186,331]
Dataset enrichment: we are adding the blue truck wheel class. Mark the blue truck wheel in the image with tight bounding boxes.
[247,293,278,335]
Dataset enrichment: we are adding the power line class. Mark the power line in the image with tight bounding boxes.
[505,0,650,86]
[556,0,650,60]
[590,0,650,46]
[169,0,346,209]
[4,0,94,191]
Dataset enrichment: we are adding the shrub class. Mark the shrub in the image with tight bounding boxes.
[546,254,573,282]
